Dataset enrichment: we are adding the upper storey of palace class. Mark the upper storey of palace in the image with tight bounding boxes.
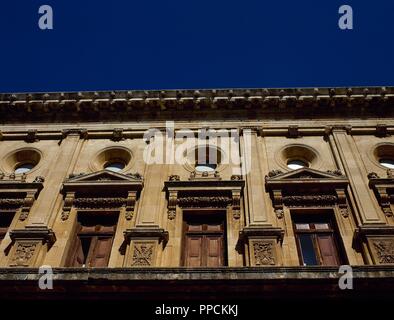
[0,86,393,130]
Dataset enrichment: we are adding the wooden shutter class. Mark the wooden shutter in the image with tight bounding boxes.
[89,237,113,267]
[317,234,339,266]
[185,236,203,267]
[67,236,86,267]
[205,235,222,267]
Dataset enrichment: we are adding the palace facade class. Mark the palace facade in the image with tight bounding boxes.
[0,87,394,300]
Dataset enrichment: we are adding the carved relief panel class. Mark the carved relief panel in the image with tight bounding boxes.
[250,240,276,266]
[9,241,39,267]
[368,238,394,264]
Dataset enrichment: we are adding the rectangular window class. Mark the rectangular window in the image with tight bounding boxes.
[67,213,118,267]
[182,211,227,267]
[0,212,15,244]
[293,214,343,266]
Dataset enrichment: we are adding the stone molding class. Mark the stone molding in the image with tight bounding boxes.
[0,175,44,221]
[265,168,350,218]
[60,170,143,221]
[164,175,244,220]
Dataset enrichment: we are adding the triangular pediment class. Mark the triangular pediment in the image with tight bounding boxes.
[267,168,346,181]
[66,170,142,183]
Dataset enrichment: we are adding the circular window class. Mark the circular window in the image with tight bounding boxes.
[183,145,223,174]
[194,146,220,172]
[91,147,132,173]
[14,163,35,174]
[277,144,319,171]
[195,163,217,173]
[373,144,394,170]
[2,148,42,175]
[104,161,125,172]
[287,159,308,170]
[379,159,394,169]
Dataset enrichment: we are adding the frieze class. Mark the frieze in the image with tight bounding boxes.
[282,195,337,207]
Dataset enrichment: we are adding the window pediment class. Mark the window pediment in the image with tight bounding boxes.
[60,170,143,221]
[0,174,44,221]
[265,168,350,219]
[164,175,244,220]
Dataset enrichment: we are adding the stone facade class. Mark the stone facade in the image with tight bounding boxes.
[0,87,394,287]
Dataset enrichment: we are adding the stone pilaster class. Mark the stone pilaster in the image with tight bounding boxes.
[27,130,84,226]
[240,128,272,225]
[135,132,169,227]
[331,128,386,224]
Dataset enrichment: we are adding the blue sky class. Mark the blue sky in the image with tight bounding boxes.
[0,0,393,92]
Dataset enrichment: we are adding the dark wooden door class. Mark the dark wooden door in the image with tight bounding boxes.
[67,214,117,267]
[183,213,226,267]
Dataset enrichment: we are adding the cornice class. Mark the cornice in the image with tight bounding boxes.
[1,86,394,123]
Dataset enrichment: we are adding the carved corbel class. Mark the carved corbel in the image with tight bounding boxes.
[125,191,137,220]
[232,189,241,219]
[112,128,124,141]
[25,129,38,143]
[272,189,284,219]
[335,188,350,218]
[19,191,36,221]
[376,124,389,137]
[376,186,393,217]
[167,190,178,220]
[287,125,300,138]
[61,192,75,221]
